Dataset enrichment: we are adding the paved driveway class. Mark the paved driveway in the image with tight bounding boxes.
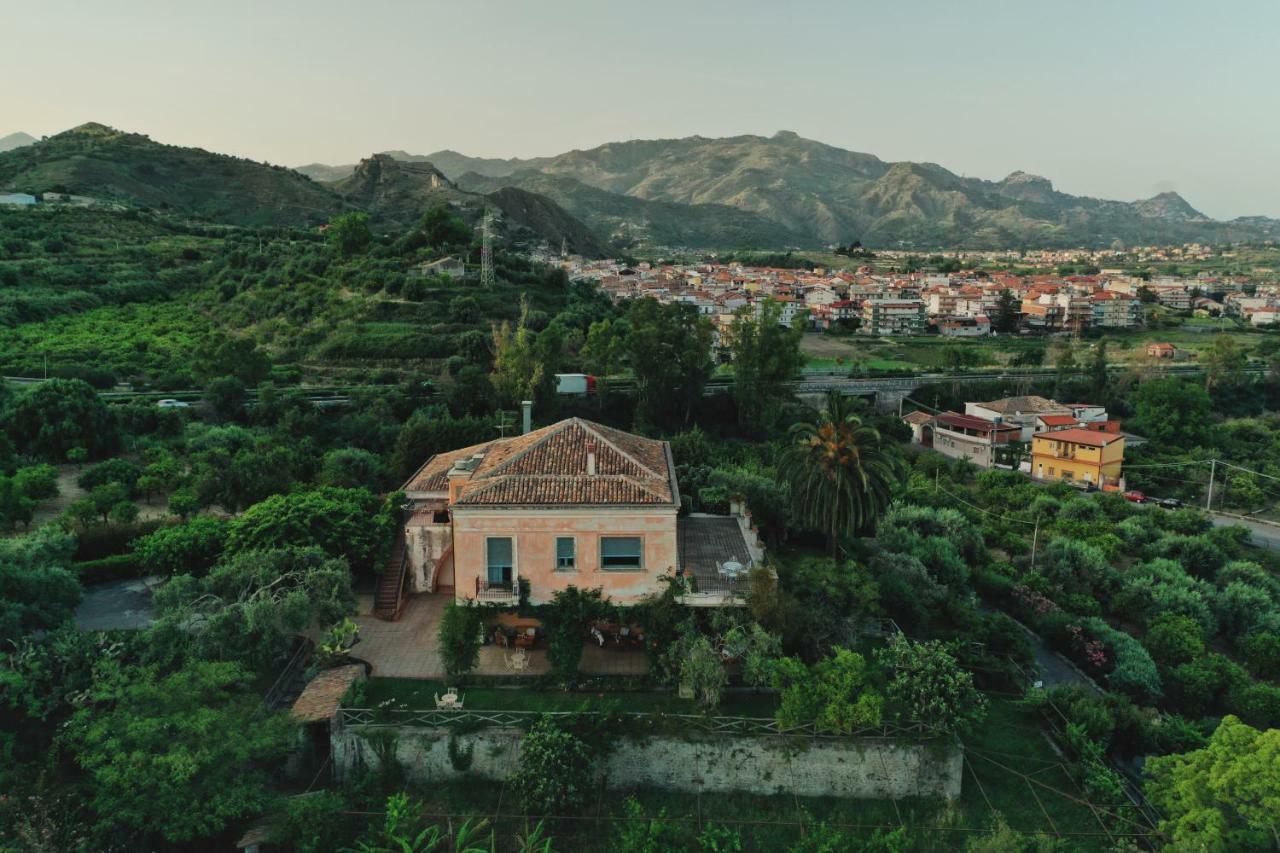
[75,577,159,631]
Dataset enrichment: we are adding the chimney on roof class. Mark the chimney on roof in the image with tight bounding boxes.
[586,439,597,476]
[521,400,532,435]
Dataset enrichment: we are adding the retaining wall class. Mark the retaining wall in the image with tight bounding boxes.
[333,725,963,800]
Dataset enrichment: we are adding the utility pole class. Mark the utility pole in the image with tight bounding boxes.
[1030,515,1041,571]
[480,209,495,289]
[1206,458,1217,511]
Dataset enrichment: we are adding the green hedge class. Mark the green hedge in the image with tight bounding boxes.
[76,553,143,585]
[73,518,164,561]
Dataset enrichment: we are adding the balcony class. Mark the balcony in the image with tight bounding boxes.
[475,577,520,604]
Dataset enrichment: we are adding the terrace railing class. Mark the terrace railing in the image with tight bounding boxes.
[475,577,520,604]
[337,707,936,740]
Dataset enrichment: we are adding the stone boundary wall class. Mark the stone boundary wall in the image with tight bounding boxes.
[333,725,963,800]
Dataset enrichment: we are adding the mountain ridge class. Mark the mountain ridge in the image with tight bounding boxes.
[297,131,1280,249]
[0,132,36,154]
[0,125,612,255]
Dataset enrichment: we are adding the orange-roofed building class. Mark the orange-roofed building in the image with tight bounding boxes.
[398,417,760,608]
[1030,428,1125,489]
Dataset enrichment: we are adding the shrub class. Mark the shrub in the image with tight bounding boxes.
[75,553,141,585]
[544,586,608,684]
[1226,681,1280,729]
[1081,617,1161,702]
[773,648,884,735]
[1155,534,1226,579]
[876,635,987,733]
[1214,582,1273,642]
[1039,538,1115,598]
[1166,654,1248,717]
[513,716,595,816]
[1237,632,1280,680]
[133,517,229,577]
[438,601,482,680]
[1144,613,1204,666]
[77,458,142,495]
[72,518,163,561]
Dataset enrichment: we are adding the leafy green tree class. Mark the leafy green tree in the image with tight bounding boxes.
[666,632,728,707]
[438,600,483,679]
[87,481,130,524]
[1204,335,1248,392]
[347,793,493,852]
[580,318,626,399]
[1090,340,1108,393]
[728,298,806,434]
[782,391,901,556]
[108,499,140,524]
[491,296,547,409]
[444,366,496,418]
[133,516,229,577]
[391,410,493,480]
[77,457,141,494]
[0,526,80,642]
[226,487,394,572]
[13,464,59,501]
[1129,379,1212,446]
[545,586,609,683]
[416,205,471,249]
[154,546,354,665]
[1146,715,1280,851]
[1146,613,1206,666]
[0,475,35,529]
[328,212,373,257]
[187,424,306,512]
[2,378,118,460]
[992,288,1020,333]
[204,376,247,421]
[624,298,714,429]
[193,334,272,386]
[773,648,884,735]
[448,295,481,324]
[875,635,987,733]
[1052,342,1077,394]
[513,716,596,816]
[61,660,295,844]
[319,448,384,491]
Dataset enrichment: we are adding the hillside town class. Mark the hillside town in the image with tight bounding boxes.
[562,255,1280,336]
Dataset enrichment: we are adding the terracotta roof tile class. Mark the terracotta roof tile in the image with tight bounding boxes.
[402,418,677,507]
[291,665,363,723]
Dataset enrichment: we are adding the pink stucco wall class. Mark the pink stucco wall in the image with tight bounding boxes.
[451,507,678,605]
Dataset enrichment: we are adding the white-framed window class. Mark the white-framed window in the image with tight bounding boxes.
[555,537,576,571]
[485,537,514,587]
[600,536,643,571]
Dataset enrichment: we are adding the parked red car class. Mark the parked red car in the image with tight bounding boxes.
[1123,490,1147,503]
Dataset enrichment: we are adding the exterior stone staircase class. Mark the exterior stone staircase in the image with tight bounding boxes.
[374,534,408,621]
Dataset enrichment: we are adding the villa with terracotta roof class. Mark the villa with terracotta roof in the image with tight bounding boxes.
[397,417,759,608]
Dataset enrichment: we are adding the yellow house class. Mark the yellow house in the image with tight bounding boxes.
[1030,428,1124,488]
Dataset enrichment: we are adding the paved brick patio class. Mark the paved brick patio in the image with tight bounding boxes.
[350,594,448,679]
[348,594,651,680]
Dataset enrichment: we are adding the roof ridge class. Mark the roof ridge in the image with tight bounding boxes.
[479,419,576,478]
[577,419,665,479]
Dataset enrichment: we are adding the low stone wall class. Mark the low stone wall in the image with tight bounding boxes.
[333,725,963,800]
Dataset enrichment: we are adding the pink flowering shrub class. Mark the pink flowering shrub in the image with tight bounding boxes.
[1012,584,1060,616]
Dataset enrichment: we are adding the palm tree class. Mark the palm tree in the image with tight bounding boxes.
[782,391,902,556]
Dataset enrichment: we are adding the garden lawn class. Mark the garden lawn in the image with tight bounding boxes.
[358,678,780,717]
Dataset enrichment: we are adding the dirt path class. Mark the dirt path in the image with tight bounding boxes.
[29,464,172,528]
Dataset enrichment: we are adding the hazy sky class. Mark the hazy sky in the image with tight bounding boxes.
[4,0,1278,218]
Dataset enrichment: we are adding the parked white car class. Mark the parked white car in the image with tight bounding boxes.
[156,399,191,409]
